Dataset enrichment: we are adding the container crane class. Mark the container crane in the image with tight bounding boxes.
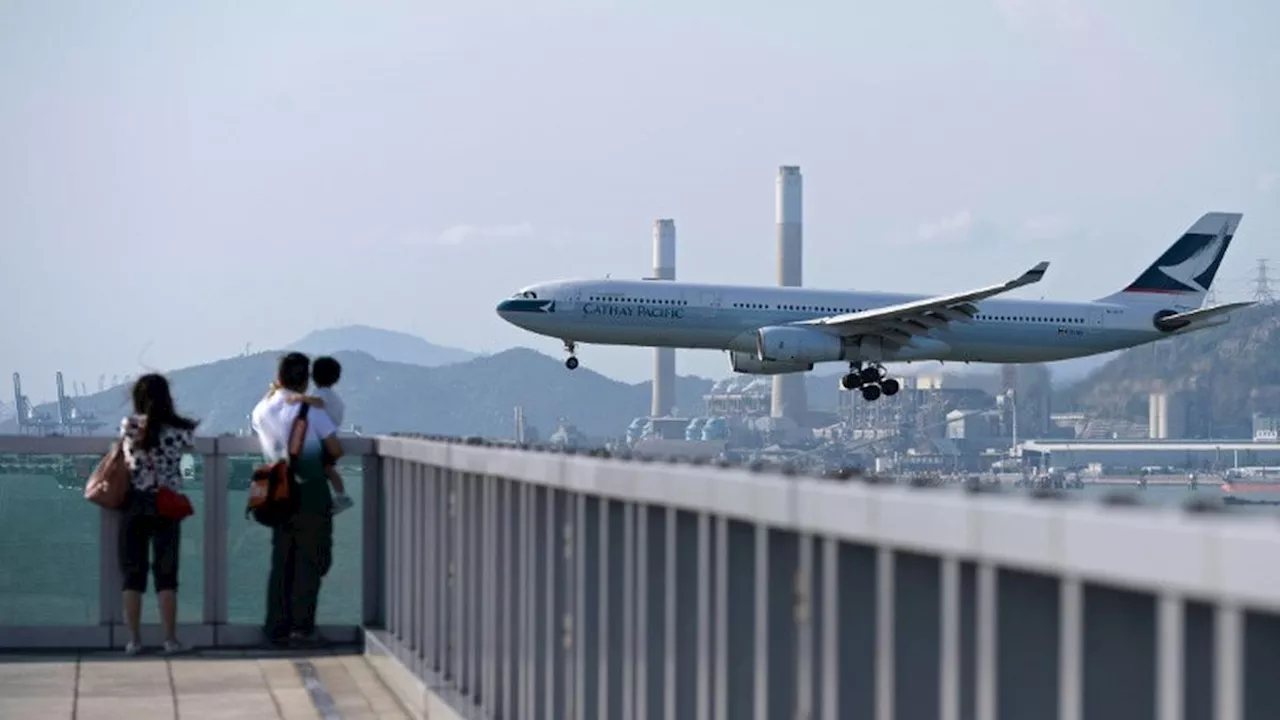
[11,373,57,435]
[55,371,103,435]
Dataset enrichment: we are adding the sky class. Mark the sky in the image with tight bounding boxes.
[2,0,1278,402]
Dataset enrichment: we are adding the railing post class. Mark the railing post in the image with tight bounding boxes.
[98,505,122,642]
[204,441,227,639]
[875,547,895,720]
[1215,604,1243,720]
[1058,576,1083,720]
[362,447,384,628]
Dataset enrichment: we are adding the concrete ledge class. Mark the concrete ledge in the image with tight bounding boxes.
[362,628,485,720]
[0,623,361,652]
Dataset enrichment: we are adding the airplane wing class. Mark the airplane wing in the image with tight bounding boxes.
[796,261,1050,340]
[1155,301,1254,331]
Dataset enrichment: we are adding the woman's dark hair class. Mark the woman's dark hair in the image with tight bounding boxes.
[131,373,199,450]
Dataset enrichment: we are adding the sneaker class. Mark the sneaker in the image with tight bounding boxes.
[331,493,355,515]
[162,640,185,655]
[125,641,142,656]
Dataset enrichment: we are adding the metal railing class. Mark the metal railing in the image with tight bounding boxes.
[7,434,1280,719]
[369,437,1280,720]
[0,434,378,650]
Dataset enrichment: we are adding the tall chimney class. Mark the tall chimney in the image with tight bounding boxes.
[772,166,809,420]
[652,219,677,417]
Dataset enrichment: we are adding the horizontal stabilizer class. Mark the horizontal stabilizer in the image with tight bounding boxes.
[1154,301,1254,331]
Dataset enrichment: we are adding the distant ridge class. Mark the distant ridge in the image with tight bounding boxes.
[0,347,717,439]
[287,324,476,368]
[1059,302,1280,437]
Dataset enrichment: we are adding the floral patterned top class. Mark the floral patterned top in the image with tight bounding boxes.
[119,415,193,492]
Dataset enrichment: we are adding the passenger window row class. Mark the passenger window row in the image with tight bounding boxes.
[587,295,687,305]
[586,295,1086,325]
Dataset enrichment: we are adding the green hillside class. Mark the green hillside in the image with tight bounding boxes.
[1,349,716,440]
[1060,302,1280,437]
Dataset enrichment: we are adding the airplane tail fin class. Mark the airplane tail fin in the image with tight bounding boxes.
[1096,212,1243,308]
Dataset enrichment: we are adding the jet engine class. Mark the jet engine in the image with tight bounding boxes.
[1152,309,1189,333]
[755,326,845,364]
[728,351,813,375]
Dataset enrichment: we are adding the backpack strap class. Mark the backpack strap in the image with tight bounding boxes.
[286,403,311,469]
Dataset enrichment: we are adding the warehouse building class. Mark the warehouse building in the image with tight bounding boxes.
[1019,439,1280,470]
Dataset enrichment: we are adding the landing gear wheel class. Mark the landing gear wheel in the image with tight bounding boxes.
[563,340,579,370]
[881,378,900,396]
[840,373,862,391]
[565,356,579,370]
[861,384,882,402]
[860,365,884,384]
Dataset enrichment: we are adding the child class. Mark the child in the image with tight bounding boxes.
[287,356,354,515]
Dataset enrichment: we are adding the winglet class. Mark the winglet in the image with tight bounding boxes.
[1014,261,1050,288]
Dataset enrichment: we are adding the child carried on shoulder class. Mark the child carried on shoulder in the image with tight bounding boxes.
[278,356,355,516]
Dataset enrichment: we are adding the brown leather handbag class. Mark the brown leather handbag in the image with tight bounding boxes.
[85,441,130,510]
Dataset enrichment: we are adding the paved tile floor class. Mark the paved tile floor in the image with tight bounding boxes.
[0,647,412,719]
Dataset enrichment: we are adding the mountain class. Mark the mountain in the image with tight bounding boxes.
[1045,353,1122,384]
[0,348,715,440]
[1059,303,1280,437]
[286,325,476,368]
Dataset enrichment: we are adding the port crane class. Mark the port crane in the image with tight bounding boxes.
[10,372,104,435]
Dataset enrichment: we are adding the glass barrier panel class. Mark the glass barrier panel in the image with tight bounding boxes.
[225,455,363,628]
[0,452,101,625]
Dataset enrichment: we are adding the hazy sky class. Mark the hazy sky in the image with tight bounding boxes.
[3,0,1278,402]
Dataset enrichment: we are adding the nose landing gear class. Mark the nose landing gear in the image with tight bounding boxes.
[563,340,579,370]
[840,363,899,400]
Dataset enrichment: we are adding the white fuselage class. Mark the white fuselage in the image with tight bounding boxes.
[497,278,1182,366]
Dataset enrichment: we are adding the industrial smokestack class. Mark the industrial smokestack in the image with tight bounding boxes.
[652,219,677,417]
[772,166,809,420]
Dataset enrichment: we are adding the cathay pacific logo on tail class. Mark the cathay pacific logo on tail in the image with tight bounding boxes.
[1124,215,1235,295]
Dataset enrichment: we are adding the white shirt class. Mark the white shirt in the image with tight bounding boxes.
[313,386,345,428]
[250,389,339,480]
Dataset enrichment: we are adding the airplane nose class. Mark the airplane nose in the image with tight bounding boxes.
[496,298,536,323]
[496,297,555,327]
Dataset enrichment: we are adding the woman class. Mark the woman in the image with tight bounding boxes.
[118,373,198,655]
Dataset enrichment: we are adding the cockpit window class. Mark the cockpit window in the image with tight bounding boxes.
[511,290,538,299]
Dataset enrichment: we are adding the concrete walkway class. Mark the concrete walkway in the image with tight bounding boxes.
[0,647,411,719]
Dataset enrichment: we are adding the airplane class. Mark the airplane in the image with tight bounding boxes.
[496,212,1253,401]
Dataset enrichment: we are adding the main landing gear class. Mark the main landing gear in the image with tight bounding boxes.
[563,340,580,370]
[840,363,900,401]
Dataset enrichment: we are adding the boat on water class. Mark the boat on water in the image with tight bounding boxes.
[1222,495,1280,506]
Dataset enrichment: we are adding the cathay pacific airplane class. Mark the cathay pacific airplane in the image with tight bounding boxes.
[497,212,1252,401]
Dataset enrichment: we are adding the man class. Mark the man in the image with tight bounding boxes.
[251,352,344,646]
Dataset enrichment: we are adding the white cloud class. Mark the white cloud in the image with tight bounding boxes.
[435,222,534,246]
[1019,214,1075,242]
[1258,172,1279,195]
[915,210,974,244]
[882,211,1070,249]
[396,222,536,247]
